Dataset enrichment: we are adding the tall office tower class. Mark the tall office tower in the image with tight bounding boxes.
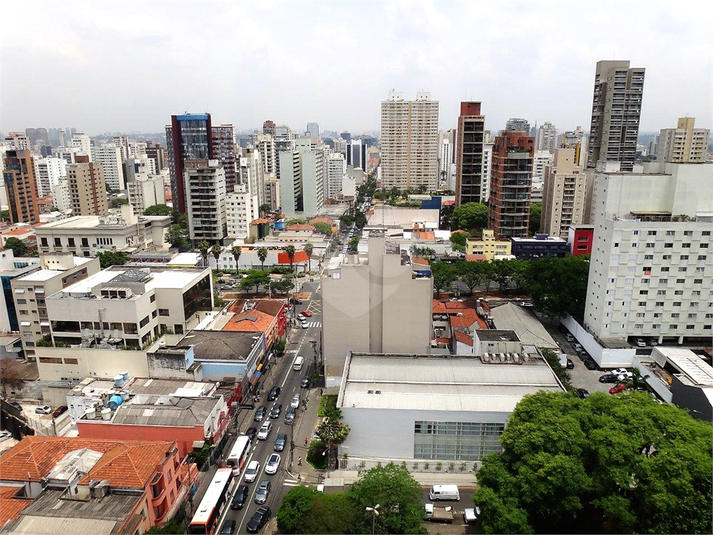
[112,136,131,161]
[48,128,62,147]
[25,128,49,148]
[587,60,645,171]
[3,150,39,223]
[263,120,276,136]
[505,118,530,133]
[340,131,352,142]
[380,90,439,190]
[307,122,320,138]
[165,113,212,213]
[25,128,39,147]
[211,124,238,192]
[184,160,227,242]
[583,162,713,345]
[346,139,367,169]
[657,117,709,163]
[481,141,493,203]
[273,126,295,180]
[279,145,324,216]
[67,155,109,216]
[455,102,486,206]
[33,157,67,197]
[145,141,167,173]
[541,148,588,238]
[226,148,262,239]
[70,133,92,160]
[40,146,52,157]
[93,143,125,190]
[488,131,534,239]
[438,129,455,190]
[327,152,346,199]
[535,122,557,153]
[255,134,276,175]
[4,133,30,150]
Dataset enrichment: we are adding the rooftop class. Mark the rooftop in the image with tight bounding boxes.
[177,330,262,361]
[127,377,217,397]
[656,347,713,387]
[489,303,557,348]
[476,330,520,342]
[222,308,274,333]
[339,353,563,413]
[107,396,220,427]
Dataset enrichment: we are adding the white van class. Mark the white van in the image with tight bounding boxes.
[293,356,304,371]
[428,484,460,501]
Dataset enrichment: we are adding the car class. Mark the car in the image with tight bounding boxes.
[573,343,584,353]
[290,394,300,409]
[244,460,260,483]
[611,368,632,377]
[269,403,282,419]
[274,433,287,452]
[231,485,249,510]
[267,386,281,401]
[8,401,22,412]
[220,519,236,534]
[255,480,271,504]
[289,298,302,305]
[257,421,272,440]
[300,310,313,317]
[284,406,296,424]
[583,359,598,370]
[246,506,272,534]
[566,358,574,370]
[265,453,281,475]
[35,405,52,414]
[253,405,267,422]
[648,339,658,346]
[634,338,647,347]
[300,377,310,388]
[609,384,627,395]
[244,427,258,442]
[301,321,309,329]
[577,388,590,399]
[52,406,68,418]
[598,374,619,383]
[564,334,575,342]
[463,507,480,524]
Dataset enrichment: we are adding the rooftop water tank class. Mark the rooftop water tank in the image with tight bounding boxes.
[101,408,112,420]
[85,407,96,420]
[108,395,124,410]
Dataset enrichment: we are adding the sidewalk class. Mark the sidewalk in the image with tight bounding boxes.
[324,470,477,488]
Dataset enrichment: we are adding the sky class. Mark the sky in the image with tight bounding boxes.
[1,0,711,137]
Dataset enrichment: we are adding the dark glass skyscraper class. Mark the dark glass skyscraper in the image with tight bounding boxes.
[166,114,212,212]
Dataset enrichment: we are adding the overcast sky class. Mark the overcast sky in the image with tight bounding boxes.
[1,0,711,137]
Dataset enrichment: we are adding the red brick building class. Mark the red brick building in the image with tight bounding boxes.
[567,224,594,256]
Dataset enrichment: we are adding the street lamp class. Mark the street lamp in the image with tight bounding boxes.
[366,504,380,535]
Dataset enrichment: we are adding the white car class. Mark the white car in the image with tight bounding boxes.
[634,338,647,347]
[611,368,632,377]
[34,405,52,414]
[244,460,260,483]
[257,421,272,440]
[300,321,309,329]
[290,394,300,409]
[265,454,281,475]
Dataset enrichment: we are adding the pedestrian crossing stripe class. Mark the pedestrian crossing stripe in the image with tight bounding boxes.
[284,479,299,484]
[305,321,321,328]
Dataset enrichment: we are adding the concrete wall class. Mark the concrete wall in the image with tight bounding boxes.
[35,346,149,382]
[562,316,636,368]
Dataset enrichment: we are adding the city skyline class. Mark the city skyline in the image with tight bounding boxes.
[1,1,711,136]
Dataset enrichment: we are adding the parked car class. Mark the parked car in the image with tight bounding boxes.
[300,310,313,317]
[35,405,52,414]
[599,374,619,383]
[265,453,281,475]
[274,433,287,452]
[231,485,249,510]
[270,403,282,419]
[609,384,627,395]
[267,386,281,401]
[257,421,272,440]
[301,321,309,329]
[220,519,236,534]
[634,338,647,347]
[9,401,22,411]
[648,339,659,346]
[564,334,575,342]
[244,427,258,442]
[289,298,302,305]
[300,377,310,388]
[52,406,68,418]
[566,358,574,370]
[253,405,267,422]
[290,394,300,409]
[577,388,590,399]
[255,480,271,504]
[244,460,260,483]
[611,368,633,377]
[463,507,480,524]
[246,506,271,534]
[583,359,598,370]
[284,406,296,424]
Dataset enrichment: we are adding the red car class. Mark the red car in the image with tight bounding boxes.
[299,310,313,317]
[609,384,627,395]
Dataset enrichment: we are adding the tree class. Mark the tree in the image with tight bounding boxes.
[166,224,191,252]
[347,237,360,253]
[197,241,210,268]
[270,275,294,294]
[431,261,457,296]
[0,359,25,395]
[210,243,222,266]
[285,245,296,273]
[278,486,356,535]
[96,251,130,269]
[231,246,242,272]
[312,222,333,236]
[143,204,173,217]
[451,202,489,232]
[257,247,268,270]
[259,204,271,217]
[4,237,28,257]
[0,210,9,221]
[316,404,350,470]
[473,391,713,535]
[304,243,314,272]
[110,197,129,208]
[354,210,367,229]
[529,202,542,236]
[146,519,184,534]
[277,485,320,533]
[239,270,271,294]
[456,261,488,294]
[449,232,468,251]
[526,255,590,320]
[348,463,426,534]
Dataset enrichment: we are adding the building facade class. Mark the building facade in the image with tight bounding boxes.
[535,122,557,153]
[33,157,66,198]
[510,235,569,259]
[67,156,109,216]
[327,152,346,199]
[657,117,709,163]
[3,149,40,224]
[92,143,125,191]
[211,124,238,193]
[126,175,165,214]
[465,230,512,260]
[567,225,594,256]
[184,160,227,243]
[455,102,486,206]
[541,148,588,238]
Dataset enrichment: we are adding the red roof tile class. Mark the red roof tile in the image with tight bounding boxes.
[309,217,334,225]
[450,229,469,235]
[286,224,315,231]
[454,330,474,346]
[465,254,487,262]
[412,257,429,266]
[0,486,30,526]
[250,218,271,225]
[223,309,274,332]
[277,251,308,264]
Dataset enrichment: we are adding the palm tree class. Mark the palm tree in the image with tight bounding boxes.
[211,244,222,268]
[285,245,296,274]
[316,405,350,470]
[257,247,268,270]
[231,246,242,273]
[197,241,210,268]
[303,243,313,273]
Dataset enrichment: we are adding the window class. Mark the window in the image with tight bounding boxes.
[655,302,664,307]
[54,237,62,247]
[638,301,646,306]
[653,313,661,318]
[159,309,170,316]
[677,279,685,284]
[675,290,683,295]
[659,279,668,284]
[669,324,677,330]
[664,243,673,248]
[646,243,655,248]
[666,230,675,236]
[16,299,26,304]
[614,243,620,248]
[683,230,692,236]
[682,243,691,248]
[150,294,156,303]
[703,231,711,236]
[647,230,657,236]
[686,325,695,330]
[139,316,150,328]
[699,255,708,260]
[678,267,687,272]
[663,255,671,260]
[644,255,653,260]
[639,290,648,295]
[661,267,669,272]
[681,255,689,260]
[652,324,661,330]
[81,238,89,247]
[625,278,634,284]
[641,279,649,284]
[634,324,644,329]
[673,302,682,307]
[701,243,709,248]
[688,314,697,319]
[636,312,645,318]
[694,279,703,284]
[657,290,666,295]
[671,313,679,318]
[633,231,639,235]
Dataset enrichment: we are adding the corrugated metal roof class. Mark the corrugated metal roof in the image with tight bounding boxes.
[10,516,119,534]
[489,303,558,348]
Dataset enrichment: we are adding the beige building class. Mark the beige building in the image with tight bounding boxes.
[321,233,433,387]
[465,230,512,260]
[541,148,588,238]
[184,160,227,243]
[127,175,165,214]
[657,117,709,163]
[380,91,439,190]
[67,155,109,216]
[11,254,101,361]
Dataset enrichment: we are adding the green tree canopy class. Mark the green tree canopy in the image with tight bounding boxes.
[430,261,457,295]
[257,247,268,270]
[277,486,356,534]
[529,202,542,236]
[270,275,294,294]
[197,241,210,267]
[526,255,590,320]
[455,261,490,294]
[474,391,712,534]
[143,204,173,216]
[312,222,333,236]
[239,270,271,294]
[451,202,488,232]
[96,251,130,269]
[347,236,360,252]
[4,237,28,257]
[166,224,191,252]
[110,197,129,208]
[449,232,468,251]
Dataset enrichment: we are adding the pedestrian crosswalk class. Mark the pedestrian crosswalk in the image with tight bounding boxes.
[283,478,301,487]
[301,321,321,328]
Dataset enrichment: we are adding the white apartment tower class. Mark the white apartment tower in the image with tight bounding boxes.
[226,149,262,238]
[70,133,93,160]
[93,143,126,190]
[657,117,709,163]
[380,91,439,190]
[278,145,324,216]
[327,153,346,199]
[34,157,66,197]
[584,162,713,345]
[184,160,227,243]
[541,148,588,238]
[535,122,558,153]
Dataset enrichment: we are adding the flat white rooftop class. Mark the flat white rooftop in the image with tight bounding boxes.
[656,347,713,387]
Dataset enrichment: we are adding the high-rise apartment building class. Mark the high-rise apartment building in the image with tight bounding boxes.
[306,122,320,138]
[24,128,49,148]
[3,150,40,224]
[583,162,713,345]
[183,160,227,243]
[70,133,92,160]
[67,155,109,216]
[535,122,557,153]
[657,117,709,163]
[93,143,125,191]
[561,127,587,166]
[505,118,530,133]
[327,152,346,199]
[127,176,165,214]
[346,139,367,170]
[278,145,324,216]
[488,131,534,239]
[455,102,486,206]
[255,134,276,176]
[481,141,493,203]
[211,124,238,192]
[33,157,66,197]
[541,148,588,238]
[165,113,212,213]
[533,150,554,183]
[438,129,456,190]
[587,60,645,171]
[263,120,276,136]
[4,133,30,151]
[145,141,167,173]
[226,149,263,239]
[264,175,280,211]
[380,91,439,190]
